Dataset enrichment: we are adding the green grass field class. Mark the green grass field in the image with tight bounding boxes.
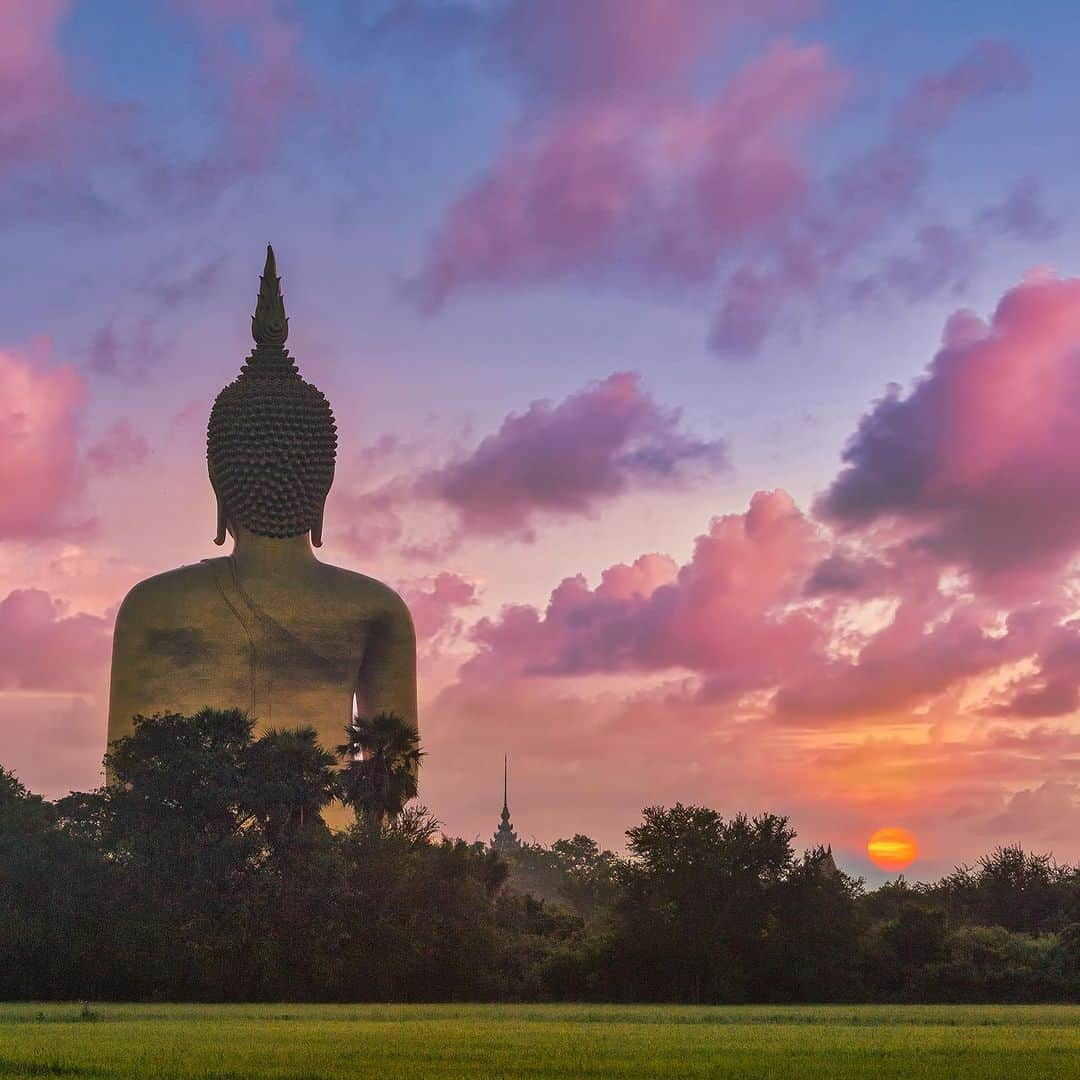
[0,1003,1077,1078]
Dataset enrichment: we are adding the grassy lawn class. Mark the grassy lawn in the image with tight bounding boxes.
[0,1003,1077,1078]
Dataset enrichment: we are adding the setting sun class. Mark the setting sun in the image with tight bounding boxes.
[867,827,918,872]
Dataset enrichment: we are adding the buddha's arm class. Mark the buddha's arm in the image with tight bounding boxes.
[105,590,148,771]
[356,591,418,735]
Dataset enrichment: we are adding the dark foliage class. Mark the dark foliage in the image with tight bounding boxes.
[0,713,1076,1002]
[337,711,423,824]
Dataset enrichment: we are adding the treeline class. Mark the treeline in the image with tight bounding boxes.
[1,711,1077,1003]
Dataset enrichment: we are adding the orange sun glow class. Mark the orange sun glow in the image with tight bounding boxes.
[866,826,918,872]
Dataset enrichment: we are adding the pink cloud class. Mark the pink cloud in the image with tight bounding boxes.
[850,223,972,306]
[399,572,479,643]
[409,40,845,308]
[335,373,727,554]
[335,481,409,559]
[818,273,1080,594]
[0,2,134,225]
[892,39,1028,137]
[0,1,90,173]
[0,589,112,693]
[490,0,815,104]
[803,549,907,598]
[0,342,90,541]
[421,372,727,540]
[0,1,331,220]
[650,40,846,281]
[710,263,798,353]
[980,780,1080,843]
[86,421,150,476]
[0,342,153,539]
[978,177,1056,241]
[414,24,1030,356]
[772,600,1040,724]
[711,41,1029,352]
[461,490,825,692]
[86,319,171,379]
[142,1,319,205]
[983,619,1080,719]
[149,251,230,305]
[406,106,647,307]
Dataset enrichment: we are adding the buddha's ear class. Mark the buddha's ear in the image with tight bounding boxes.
[214,491,228,546]
[208,467,228,546]
[311,467,333,548]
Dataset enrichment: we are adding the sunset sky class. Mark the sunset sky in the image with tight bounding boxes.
[4,0,1080,880]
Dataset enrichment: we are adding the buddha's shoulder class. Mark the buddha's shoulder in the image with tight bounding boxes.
[116,561,223,621]
[313,562,412,620]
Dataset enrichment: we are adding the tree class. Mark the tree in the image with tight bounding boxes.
[1,767,121,1000]
[74,710,258,905]
[6,746,1080,1006]
[936,845,1078,934]
[771,846,863,1001]
[337,712,423,823]
[55,711,349,1000]
[549,835,620,916]
[612,805,799,1002]
[241,727,339,844]
[333,826,508,1001]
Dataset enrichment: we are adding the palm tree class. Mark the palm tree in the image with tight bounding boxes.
[336,712,423,824]
[242,727,338,842]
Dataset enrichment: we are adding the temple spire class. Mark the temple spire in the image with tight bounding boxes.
[251,243,289,347]
[491,753,520,855]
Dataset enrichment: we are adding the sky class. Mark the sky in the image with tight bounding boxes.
[3,0,1080,882]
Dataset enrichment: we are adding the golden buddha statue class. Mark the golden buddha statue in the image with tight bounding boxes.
[107,247,417,818]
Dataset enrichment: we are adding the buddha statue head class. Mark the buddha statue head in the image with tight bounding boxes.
[207,245,338,547]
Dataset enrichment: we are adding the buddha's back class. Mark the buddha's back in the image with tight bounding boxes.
[108,551,415,753]
[105,247,417,812]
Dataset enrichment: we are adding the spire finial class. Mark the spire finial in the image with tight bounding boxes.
[251,243,289,346]
[491,753,519,854]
